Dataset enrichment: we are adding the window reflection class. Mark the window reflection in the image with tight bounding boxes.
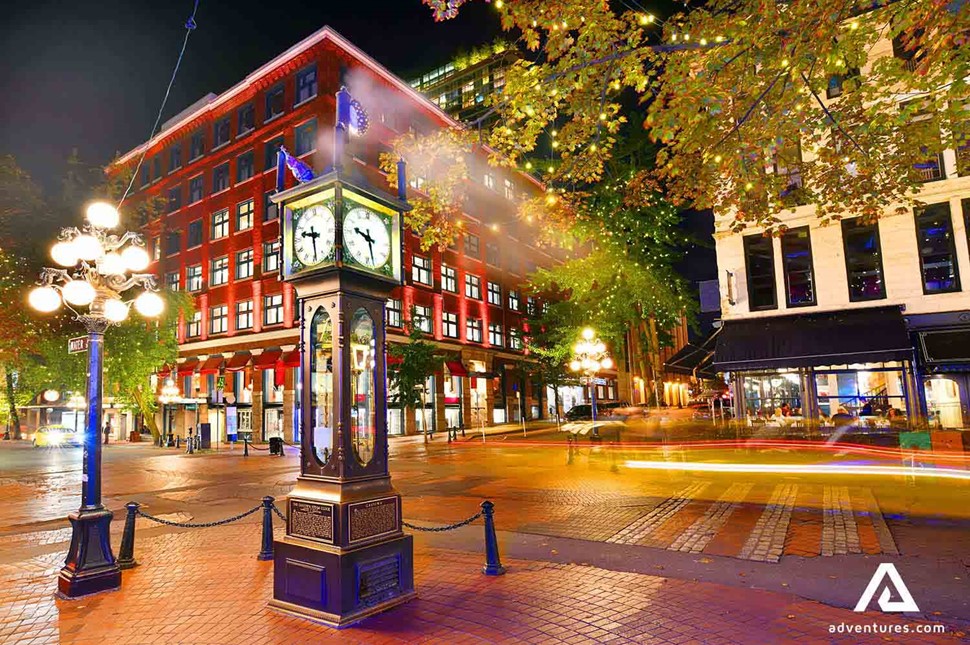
[350,309,376,466]
[310,307,333,465]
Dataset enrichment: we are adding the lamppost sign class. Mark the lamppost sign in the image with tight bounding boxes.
[68,336,89,354]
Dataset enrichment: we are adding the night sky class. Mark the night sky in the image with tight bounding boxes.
[0,0,503,192]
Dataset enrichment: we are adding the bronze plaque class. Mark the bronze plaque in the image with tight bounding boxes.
[357,555,401,607]
[348,496,399,544]
[288,499,335,544]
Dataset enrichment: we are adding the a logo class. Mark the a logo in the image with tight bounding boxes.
[854,563,920,613]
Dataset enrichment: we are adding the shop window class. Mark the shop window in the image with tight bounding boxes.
[815,367,907,423]
[743,234,777,310]
[741,372,803,421]
[841,218,886,301]
[915,203,960,294]
[780,226,816,307]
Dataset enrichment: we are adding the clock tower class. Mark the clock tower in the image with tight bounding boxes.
[268,87,414,627]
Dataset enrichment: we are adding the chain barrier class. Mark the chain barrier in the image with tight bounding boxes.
[247,443,270,451]
[402,511,482,532]
[271,503,287,522]
[136,504,262,528]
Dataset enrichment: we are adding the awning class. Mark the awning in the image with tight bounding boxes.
[253,348,282,369]
[177,357,199,375]
[714,306,913,372]
[665,328,720,379]
[917,329,970,371]
[199,355,225,374]
[468,371,495,379]
[225,351,252,372]
[445,360,468,377]
[280,350,301,368]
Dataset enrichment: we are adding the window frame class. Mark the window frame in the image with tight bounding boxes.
[236,150,255,183]
[265,83,285,122]
[294,118,317,156]
[263,293,284,326]
[211,209,229,240]
[743,234,778,311]
[189,131,205,161]
[466,317,483,343]
[487,281,502,306]
[841,218,888,302]
[237,103,255,136]
[386,299,402,328]
[213,116,231,149]
[235,248,254,280]
[263,240,281,273]
[188,174,205,204]
[186,264,203,292]
[465,274,482,300]
[412,255,432,286]
[295,65,318,105]
[780,226,817,307]
[441,264,457,293]
[236,199,254,232]
[210,256,229,286]
[212,161,230,193]
[914,202,961,295]
[187,219,203,248]
[441,311,458,338]
[414,305,433,333]
[235,300,254,330]
[488,322,504,347]
[209,305,228,335]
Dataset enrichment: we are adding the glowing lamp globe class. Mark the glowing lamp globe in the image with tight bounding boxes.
[86,202,120,229]
[134,291,164,317]
[51,241,79,267]
[43,389,60,403]
[72,235,104,262]
[582,328,595,340]
[29,286,62,312]
[99,252,126,276]
[62,280,96,306]
[103,298,129,322]
[594,342,606,354]
[121,246,150,272]
[569,360,581,372]
[601,357,614,370]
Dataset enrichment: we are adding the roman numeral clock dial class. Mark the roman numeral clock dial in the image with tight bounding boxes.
[293,205,336,267]
[342,206,391,271]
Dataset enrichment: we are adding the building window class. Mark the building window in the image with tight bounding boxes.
[442,311,458,338]
[386,299,402,328]
[187,219,203,248]
[139,162,150,188]
[487,281,502,306]
[236,300,253,330]
[165,231,181,256]
[165,271,179,291]
[465,274,481,299]
[412,255,431,285]
[186,265,202,291]
[264,136,284,173]
[464,233,480,258]
[488,322,503,347]
[508,289,520,311]
[263,190,278,221]
[441,265,457,292]
[842,218,887,302]
[915,202,960,294]
[294,119,317,156]
[263,240,281,273]
[503,178,514,200]
[169,143,182,173]
[509,327,523,350]
[210,256,229,286]
[235,248,253,280]
[743,234,777,311]
[265,83,285,121]
[210,305,228,334]
[212,162,230,193]
[167,186,182,213]
[211,209,229,239]
[780,227,816,307]
[415,305,433,333]
[238,103,255,135]
[186,311,201,338]
[236,151,254,183]
[213,116,231,148]
[486,242,500,267]
[484,173,495,190]
[466,318,482,343]
[236,199,253,231]
[189,130,205,161]
[526,296,537,315]
[295,65,318,105]
[264,294,284,325]
[189,174,204,203]
[153,236,161,260]
[150,155,161,182]
[902,100,944,182]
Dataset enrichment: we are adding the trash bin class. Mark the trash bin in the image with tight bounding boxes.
[269,436,283,456]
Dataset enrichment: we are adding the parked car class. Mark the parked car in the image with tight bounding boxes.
[31,426,82,448]
[564,402,632,421]
[690,399,734,421]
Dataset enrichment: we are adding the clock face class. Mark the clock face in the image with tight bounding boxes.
[294,205,336,266]
[343,206,391,270]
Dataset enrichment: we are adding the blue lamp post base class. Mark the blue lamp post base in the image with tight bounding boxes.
[57,507,121,598]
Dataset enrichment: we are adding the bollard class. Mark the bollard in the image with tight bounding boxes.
[244,436,249,457]
[257,496,275,561]
[480,500,505,576]
[118,501,140,569]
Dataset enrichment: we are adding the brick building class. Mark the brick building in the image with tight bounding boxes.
[113,26,615,442]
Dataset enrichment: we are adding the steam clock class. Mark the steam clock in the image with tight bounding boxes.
[268,89,414,626]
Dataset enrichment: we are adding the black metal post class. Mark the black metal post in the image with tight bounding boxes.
[118,502,139,569]
[481,500,505,576]
[58,322,121,598]
[257,496,275,561]
[244,435,249,457]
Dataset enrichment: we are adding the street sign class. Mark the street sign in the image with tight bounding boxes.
[68,336,88,354]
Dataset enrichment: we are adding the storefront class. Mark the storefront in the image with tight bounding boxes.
[909,311,970,429]
[715,307,919,433]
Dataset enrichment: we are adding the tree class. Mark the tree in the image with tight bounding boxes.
[0,156,52,265]
[388,313,442,441]
[419,0,970,233]
[520,304,578,422]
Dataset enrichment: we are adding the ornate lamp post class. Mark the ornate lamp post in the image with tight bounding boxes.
[158,378,180,446]
[28,201,163,599]
[569,328,613,439]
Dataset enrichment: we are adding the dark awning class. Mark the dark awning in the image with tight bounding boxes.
[445,360,467,376]
[253,348,282,369]
[199,355,225,374]
[225,351,252,372]
[917,329,970,371]
[665,328,720,379]
[714,306,912,372]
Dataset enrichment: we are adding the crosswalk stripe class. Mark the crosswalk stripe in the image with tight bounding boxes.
[669,482,755,553]
[606,481,711,545]
[739,483,798,562]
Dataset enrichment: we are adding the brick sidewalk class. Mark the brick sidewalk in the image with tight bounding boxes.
[0,523,960,644]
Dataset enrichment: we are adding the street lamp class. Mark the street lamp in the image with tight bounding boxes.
[569,327,613,439]
[28,200,162,599]
[158,378,180,447]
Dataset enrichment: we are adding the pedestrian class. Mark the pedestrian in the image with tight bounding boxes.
[103,419,111,445]
[186,427,194,454]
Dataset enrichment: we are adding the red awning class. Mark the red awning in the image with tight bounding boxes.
[253,348,282,369]
[177,358,199,375]
[445,360,467,377]
[199,355,225,374]
[386,354,403,366]
[280,350,301,368]
[225,351,252,372]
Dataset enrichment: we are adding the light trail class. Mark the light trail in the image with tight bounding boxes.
[623,460,970,481]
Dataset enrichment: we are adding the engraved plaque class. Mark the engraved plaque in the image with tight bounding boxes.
[288,499,335,544]
[357,556,400,607]
[348,496,398,544]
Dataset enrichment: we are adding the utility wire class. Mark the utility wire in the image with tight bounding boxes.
[117,0,200,208]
